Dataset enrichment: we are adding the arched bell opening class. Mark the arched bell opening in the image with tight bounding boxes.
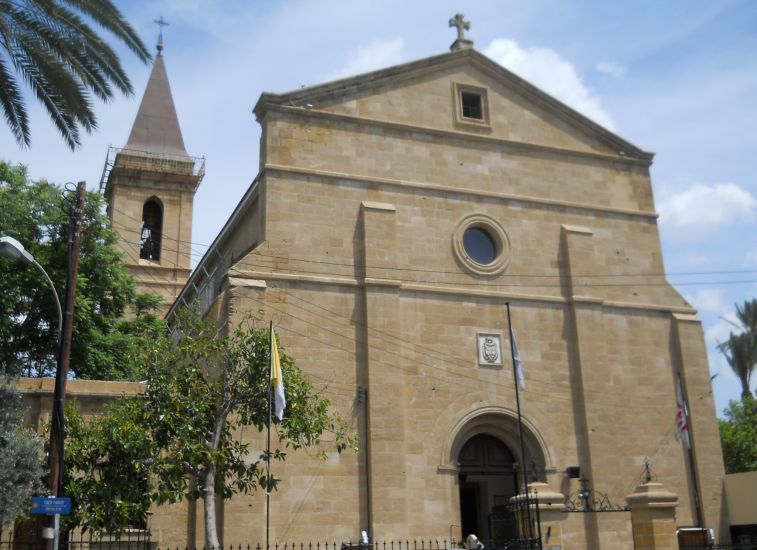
[140,197,163,261]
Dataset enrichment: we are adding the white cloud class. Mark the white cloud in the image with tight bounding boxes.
[705,312,741,347]
[483,38,615,130]
[657,183,757,241]
[684,288,728,315]
[324,37,406,81]
[596,61,626,77]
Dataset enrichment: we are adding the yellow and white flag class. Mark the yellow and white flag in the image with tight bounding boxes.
[271,329,286,421]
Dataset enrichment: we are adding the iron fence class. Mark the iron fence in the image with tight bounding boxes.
[0,533,547,550]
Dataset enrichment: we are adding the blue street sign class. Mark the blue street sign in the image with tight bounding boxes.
[31,497,71,515]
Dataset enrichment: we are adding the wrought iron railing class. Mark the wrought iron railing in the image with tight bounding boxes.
[0,533,546,550]
[99,146,205,191]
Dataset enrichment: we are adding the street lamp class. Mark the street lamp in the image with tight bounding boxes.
[0,235,65,548]
[0,236,63,336]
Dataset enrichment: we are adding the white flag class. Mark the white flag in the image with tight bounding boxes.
[512,330,525,390]
[676,376,690,449]
[271,329,286,421]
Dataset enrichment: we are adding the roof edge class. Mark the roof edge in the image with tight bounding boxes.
[253,48,652,161]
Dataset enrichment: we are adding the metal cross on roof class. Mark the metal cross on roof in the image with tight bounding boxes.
[154,16,169,53]
[449,13,470,41]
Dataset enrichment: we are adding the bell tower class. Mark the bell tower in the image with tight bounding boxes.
[100,27,204,315]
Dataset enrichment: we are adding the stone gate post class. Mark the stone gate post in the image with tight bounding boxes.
[625,482,679,550]
[511,482,566,548]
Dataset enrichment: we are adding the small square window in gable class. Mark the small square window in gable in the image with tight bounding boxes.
[461,92,482,119]
[453,83,491,131]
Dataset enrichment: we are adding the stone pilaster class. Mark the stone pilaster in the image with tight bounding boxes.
[671,313,729,541]
[625,482,679,550]
[360,201,406,538]
[560,224,603,548]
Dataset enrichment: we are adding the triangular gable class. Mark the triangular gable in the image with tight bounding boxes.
[254,49,652,161]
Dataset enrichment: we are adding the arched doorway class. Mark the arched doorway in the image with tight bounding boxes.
[458,434,518,543]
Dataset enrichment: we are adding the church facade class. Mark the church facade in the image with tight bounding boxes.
[107,27,728,549]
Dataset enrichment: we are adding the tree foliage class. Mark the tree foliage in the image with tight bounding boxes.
[0,0,150,149]
[718,298,757,402]
[719,398,757,474]
[0,160,166,379]
[64,398,152,533]
[0,377,44,528]
[64,310,357,547]
[735,299,757,334]
[719,332,755,402]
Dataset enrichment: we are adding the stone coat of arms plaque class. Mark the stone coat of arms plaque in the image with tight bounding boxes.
[476,332,503,367]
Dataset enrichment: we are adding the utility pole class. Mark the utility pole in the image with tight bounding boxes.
[44,181,86,550]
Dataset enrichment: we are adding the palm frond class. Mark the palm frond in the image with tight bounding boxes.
[719,331,756,401]
[59,0,151,62]
[11,31,95,148]
[735,299,757,334]
[8,7,115,100]
[41,4,134,95]
[0,0,150,149]
[0,53,31,145]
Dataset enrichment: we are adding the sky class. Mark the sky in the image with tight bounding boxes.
[1,0,756,416]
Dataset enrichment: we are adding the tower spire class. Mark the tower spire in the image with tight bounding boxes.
[124,27,188,158]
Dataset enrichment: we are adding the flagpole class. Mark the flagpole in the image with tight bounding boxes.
[505,302,533,540]
[677,372,703,527]
[266,321,273,550]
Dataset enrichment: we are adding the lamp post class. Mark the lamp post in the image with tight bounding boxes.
[0,236,63,337]
[0,236,65,549]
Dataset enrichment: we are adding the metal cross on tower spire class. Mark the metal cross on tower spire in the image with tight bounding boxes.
[154,16,169,54]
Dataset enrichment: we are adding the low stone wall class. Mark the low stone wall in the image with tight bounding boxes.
[14,377,145,430]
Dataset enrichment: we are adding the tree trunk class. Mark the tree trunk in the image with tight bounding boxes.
[203,466,220,549]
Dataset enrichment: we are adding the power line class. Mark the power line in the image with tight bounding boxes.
[276,287,713,401]
[249,293,683,414]
[231,255,757,289]
[108,207,757,281]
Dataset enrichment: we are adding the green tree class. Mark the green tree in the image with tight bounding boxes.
[0,160,164,379]
[719,298,757,402]
[0,0,150,149]
[719,332,755,402]
[0,377,44,528]
[64,398,152,533]
[719,398,757,473]
[85,300,167,381]
[64,310,357,547]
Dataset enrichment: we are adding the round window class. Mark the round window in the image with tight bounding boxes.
[452,214,511,276]
[463,227,497,264]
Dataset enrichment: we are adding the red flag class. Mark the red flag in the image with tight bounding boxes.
[676,376,690,449]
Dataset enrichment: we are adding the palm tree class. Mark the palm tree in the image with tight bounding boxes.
[735,298,757,335]
[719,331,755,402]
[0,0,150,150]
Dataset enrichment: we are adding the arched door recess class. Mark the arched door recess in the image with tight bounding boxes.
[458,434,517,542]
[444,407,551,545]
